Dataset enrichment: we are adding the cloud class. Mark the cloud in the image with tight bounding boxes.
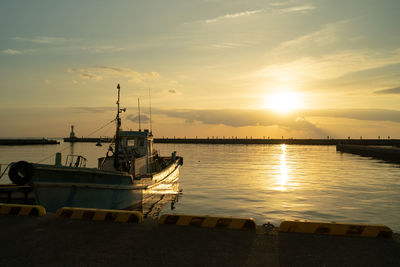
[68,68,102,80]
[203,41,256,50]
[11,36,125,54]
[71,45,125,53]
[374,86,400,94]
[258,49,400,82]
[156,108,325,136]
[12,36,79,44]
[67,66,159,83]
[255,21,400,84]
[301,109,400,123]
[277,5,316,14]
[2,49,23,55]
[168,89,176,94]
[44,80,52,84]
[205,9,262,23]
[270,2,289,7]
[273,21,345,54]
[70,106,114,113]
[155,108,400,133]
[126,114,150,123]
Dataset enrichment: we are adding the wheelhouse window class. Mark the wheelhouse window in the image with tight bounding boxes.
[127,139,135,147]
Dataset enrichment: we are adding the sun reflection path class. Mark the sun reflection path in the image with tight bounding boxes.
[275,144,290,191]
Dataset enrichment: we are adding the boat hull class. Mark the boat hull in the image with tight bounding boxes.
[31,157,182,212]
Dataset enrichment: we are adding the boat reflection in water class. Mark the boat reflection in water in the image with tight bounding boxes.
[134,178,181,218]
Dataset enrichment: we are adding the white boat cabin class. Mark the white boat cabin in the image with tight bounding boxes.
[98,129,155,177]
[119,129,154,158]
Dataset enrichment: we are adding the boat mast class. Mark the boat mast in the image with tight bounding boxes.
[149,87,152,134]
[114,83,125,168]
[138,97,141,131]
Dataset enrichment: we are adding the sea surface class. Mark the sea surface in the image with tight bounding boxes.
[1,142,400,232]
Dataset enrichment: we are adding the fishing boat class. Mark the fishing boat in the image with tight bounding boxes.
[6,84,183,212]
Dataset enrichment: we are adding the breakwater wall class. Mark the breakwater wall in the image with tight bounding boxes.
[154,138,400,146]
[0,139,59,145]
[63,137,112,143]
[336,144,400,163]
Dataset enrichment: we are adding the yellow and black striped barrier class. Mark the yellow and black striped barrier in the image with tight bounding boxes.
[0,203,46,216]
[56,207,143,223]
[159,214,257,230]
[279,220,392,238]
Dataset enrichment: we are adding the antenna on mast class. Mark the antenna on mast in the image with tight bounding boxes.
[138,97,141,131]
[114,83,125,169]
[149,87,152,134]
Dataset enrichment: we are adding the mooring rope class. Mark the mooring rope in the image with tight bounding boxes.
[85,118,116,138]
[35,118,116,164]
[0,163,11,180]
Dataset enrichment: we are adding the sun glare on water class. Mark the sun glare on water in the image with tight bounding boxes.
[263,90,303,113]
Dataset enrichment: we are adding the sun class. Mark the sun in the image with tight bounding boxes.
[263,90,302,113]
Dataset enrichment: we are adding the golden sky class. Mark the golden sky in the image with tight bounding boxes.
[1,0,400,138]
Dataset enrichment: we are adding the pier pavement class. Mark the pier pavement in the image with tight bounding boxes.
[1,214,399,266]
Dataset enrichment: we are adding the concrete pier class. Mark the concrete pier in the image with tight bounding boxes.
[154,138,400,146]
[336,144,400,163]
[63,137,112,143]
[0,214,399,266]
[0,139,59,145]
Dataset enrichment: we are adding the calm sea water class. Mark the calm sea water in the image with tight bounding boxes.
[1,142,400,231]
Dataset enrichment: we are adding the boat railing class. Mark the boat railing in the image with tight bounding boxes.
[65,155,87,168]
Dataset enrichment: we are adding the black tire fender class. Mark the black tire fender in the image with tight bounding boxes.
[8,161,34,185]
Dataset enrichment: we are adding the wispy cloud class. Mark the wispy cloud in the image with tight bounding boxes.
[12,36,80,44]
[374,86,400,94]
[2,49,23,55]
[205,9,262,23]
[70,45,126,53]
[126,114,150,123]
[253,20,400,84]
[11,36,125,54]
[277,5,316,14]
[258,49,400,82]
[209,42,248,49]
[68,66,160,83]
[199,41,256,50]
[70,106,114,113]
[68,68,103,80]
[302,109,400,123]
[273,21,346,54]
[270,2,290,7]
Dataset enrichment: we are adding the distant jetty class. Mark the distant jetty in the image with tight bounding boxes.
[63,125,112,143]
[336,144,400,163]
[153,138,400,146]
[0,139,59,145]
[63,137,112,143]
